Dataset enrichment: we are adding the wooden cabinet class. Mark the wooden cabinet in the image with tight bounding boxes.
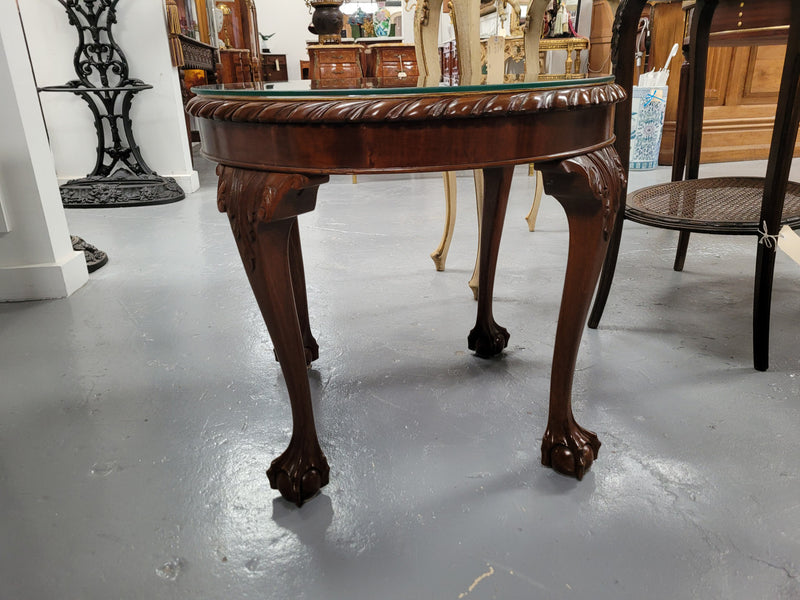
[261,53,288,82]
[308,44,365,80]
[649,0,800,163]
[370,43,418,78]
[217,48,253,83]
[214,0,261,82]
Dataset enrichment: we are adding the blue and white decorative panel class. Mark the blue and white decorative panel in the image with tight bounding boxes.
[630,86,668,171]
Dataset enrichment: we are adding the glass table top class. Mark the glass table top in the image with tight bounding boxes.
[192,75,615,98]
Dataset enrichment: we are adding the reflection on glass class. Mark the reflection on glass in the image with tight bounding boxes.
[191,74,612,97]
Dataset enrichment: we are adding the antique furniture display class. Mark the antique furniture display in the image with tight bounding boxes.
[187,74,625,506]
[215,0,262,82]
[261,53,289,82]
[369,43,419,77]
[166,0,221,149]
[307,43,366,80]
[217,48,254,83]
[417,0,555,298]
[646,0,800,164]
[481,35,589,83]
[41,0,184,207]
[589,0,800,372]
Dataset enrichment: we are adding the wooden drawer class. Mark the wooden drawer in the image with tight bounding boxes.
[377,47,417,62]
[375,61,419,78]
[317,63,361,79]
[261,53,288,82]
[371,44,418,78]
[313,49,361,64]
[308,44,365,80]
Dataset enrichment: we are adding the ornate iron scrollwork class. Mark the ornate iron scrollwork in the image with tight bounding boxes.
[40,0,185,207]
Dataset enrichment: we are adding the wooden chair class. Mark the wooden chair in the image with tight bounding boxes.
[415,0,564,298]
[589,0,800,371]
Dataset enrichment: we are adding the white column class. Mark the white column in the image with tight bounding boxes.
[17,0,199,194]
[0,3,88,301]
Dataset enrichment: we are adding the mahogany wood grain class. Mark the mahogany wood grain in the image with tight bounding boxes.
[189,79,625,505]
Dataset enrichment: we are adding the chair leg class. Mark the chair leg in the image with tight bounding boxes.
[431,171,458,271]
[587,208,626,329]
[752,1,800,371]
[753,245,776,372]
[525,169,545,232]
[468,169,484,300]
[673,231,690,271]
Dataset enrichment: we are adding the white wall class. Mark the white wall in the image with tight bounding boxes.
[0,1,88,301]
[18,0,199,194]
[255,0,314,81]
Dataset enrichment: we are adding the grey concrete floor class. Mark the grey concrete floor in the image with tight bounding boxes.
[1,154,799,600]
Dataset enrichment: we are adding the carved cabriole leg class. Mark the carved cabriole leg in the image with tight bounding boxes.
[525,170,545,232]
[216,165,330,506]
[431,171,458,271]
[536,146,625,479]
[468,165,513,357]
[468,169,484,300]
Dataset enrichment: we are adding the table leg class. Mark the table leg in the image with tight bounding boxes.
[536,146,625,479]
[216,166,330,506]
[289,223,319,364]
[468,165,513,358]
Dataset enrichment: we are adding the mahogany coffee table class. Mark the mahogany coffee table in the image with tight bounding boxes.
[187,76,626,506]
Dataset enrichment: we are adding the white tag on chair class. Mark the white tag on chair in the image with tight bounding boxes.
[777,225,800,268]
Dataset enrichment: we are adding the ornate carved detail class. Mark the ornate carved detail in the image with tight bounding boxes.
[611,0,648,67]
[216,166,316,273]
[42,0,184,207]
[60,172,185,207]
[267,438,330,507]
[541,145,626,240]
[187,82,625,124]
[179,35,217,71]
[417,0,430,25]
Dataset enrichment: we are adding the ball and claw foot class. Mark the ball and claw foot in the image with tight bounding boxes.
[267,440,330,507]
[541,421,601,480]
[467,321,510,358]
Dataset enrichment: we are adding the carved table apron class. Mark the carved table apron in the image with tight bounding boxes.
[187,78,626,506]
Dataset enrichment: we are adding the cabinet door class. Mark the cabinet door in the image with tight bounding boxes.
[700,43,796,163]
[653,7,799,164]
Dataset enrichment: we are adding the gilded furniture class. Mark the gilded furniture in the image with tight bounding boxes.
[589,0,800,371]
[187,75,625,505]
[420,0,574,298]
[480,35,590,83]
